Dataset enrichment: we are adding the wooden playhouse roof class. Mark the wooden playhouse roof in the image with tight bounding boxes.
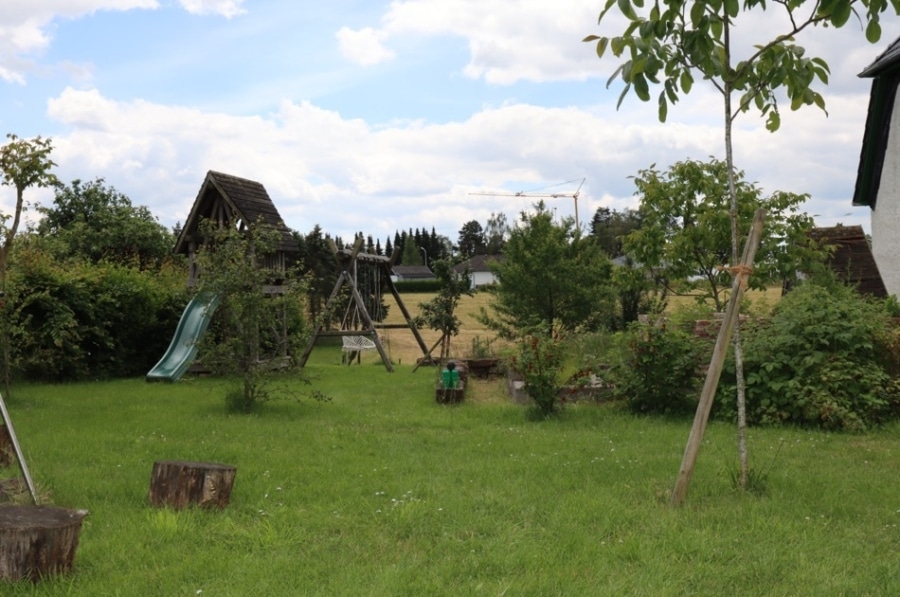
[809,225,887,298]
[174,170,298,255]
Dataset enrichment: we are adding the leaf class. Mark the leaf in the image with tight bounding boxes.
[724,0,739,17]
[830,1,852,27]
[658,92,668,122]
[690,1,706,27]
[680,71,693,93]
[766,110,781,132]
[595,37,610,59]
[616,83,633,109]
[618,0,639,20]
[634,72,651,101]
[866,18,882,43]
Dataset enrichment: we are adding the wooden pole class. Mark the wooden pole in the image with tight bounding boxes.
[670,209,765,507]
[0,393,37,504]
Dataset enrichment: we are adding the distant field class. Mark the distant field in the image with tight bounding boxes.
[372,290,500,366]
[370,285,783,365]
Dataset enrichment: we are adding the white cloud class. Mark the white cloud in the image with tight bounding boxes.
[178,0,246,18]
[336,26,396,66]
[342,0,900,89]
[26,85,872,244]
[338,0,601,83]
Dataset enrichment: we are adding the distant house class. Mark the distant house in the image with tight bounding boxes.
[853,36,900,297]
[173,170,298,288]
[391,265,434,282]
[453,254,503,287]
[808,226,887,298]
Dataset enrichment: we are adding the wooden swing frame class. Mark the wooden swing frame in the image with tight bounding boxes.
[297,238,431,372]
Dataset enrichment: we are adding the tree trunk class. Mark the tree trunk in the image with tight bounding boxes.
[723,19,750,489]
[148,460,236,510]
[0,505,88,582]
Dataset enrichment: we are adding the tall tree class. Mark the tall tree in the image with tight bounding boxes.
[296,225,337,323]
[590,206,642,257]
[401,233,424,265]
[37,178,173,269]
[457,220,486,258]
[479,201,616,339]
[586,0,900,498]
[625,158,822,311]
[484,212,509,254]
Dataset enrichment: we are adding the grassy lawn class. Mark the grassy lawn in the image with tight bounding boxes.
[3,348,900,595]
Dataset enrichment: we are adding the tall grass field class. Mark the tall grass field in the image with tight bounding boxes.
[3,346,900,595]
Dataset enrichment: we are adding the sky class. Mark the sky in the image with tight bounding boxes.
[1,0,899,247]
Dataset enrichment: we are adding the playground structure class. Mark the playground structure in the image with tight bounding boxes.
[298,238,431,372]
[147,170,298,381]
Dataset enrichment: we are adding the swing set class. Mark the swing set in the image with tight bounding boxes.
[297,238,432,371]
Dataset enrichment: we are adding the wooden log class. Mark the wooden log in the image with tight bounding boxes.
[0,505,88,582]
[148,460,236,510]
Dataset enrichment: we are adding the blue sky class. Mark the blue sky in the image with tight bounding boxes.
[1,0,899,245]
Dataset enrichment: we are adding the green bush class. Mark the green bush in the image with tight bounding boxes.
[611,321,704,415]
[715,281,900,431]
[507,329,567,417]
[8,247,187,381]
[394,279,442,293]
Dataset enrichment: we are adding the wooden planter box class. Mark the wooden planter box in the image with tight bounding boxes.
[435,381,465,405]
[467,358,500,378]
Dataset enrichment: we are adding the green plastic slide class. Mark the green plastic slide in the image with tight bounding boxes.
[146,292,220,382]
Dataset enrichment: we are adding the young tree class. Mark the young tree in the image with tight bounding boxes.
[479,201,616,339]
[194,219,308,412]
[0,135,57,286]
[625,158,822,311]
[415,259,474,362]
[585,0,899,497]
[0,134,58,394]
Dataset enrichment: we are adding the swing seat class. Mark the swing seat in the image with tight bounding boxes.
[342,335,376,352]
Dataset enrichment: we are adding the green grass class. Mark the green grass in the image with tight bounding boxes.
[3,348,900,595]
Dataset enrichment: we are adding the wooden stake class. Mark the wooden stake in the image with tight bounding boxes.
[670,209,765,507]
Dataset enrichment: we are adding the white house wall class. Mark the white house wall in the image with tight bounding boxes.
[873,100,900,298]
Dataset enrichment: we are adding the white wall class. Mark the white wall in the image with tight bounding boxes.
[873,100,900,298]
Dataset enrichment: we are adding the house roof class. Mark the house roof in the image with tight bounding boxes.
[853,36,900,209]
[809,225,887,298]
[174,170,298,255]
[452,254,503,274]
[392,265,434,279]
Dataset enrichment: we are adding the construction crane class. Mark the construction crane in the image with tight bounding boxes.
[470,178,586,231]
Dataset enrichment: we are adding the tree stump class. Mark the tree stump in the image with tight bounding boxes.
[0,505,88,582]
[148,460,236,510]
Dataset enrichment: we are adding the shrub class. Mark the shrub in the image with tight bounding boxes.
[507,328,566,417]
[8,247,186,380]
[611,321,704,415]
[715,281,900,431]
